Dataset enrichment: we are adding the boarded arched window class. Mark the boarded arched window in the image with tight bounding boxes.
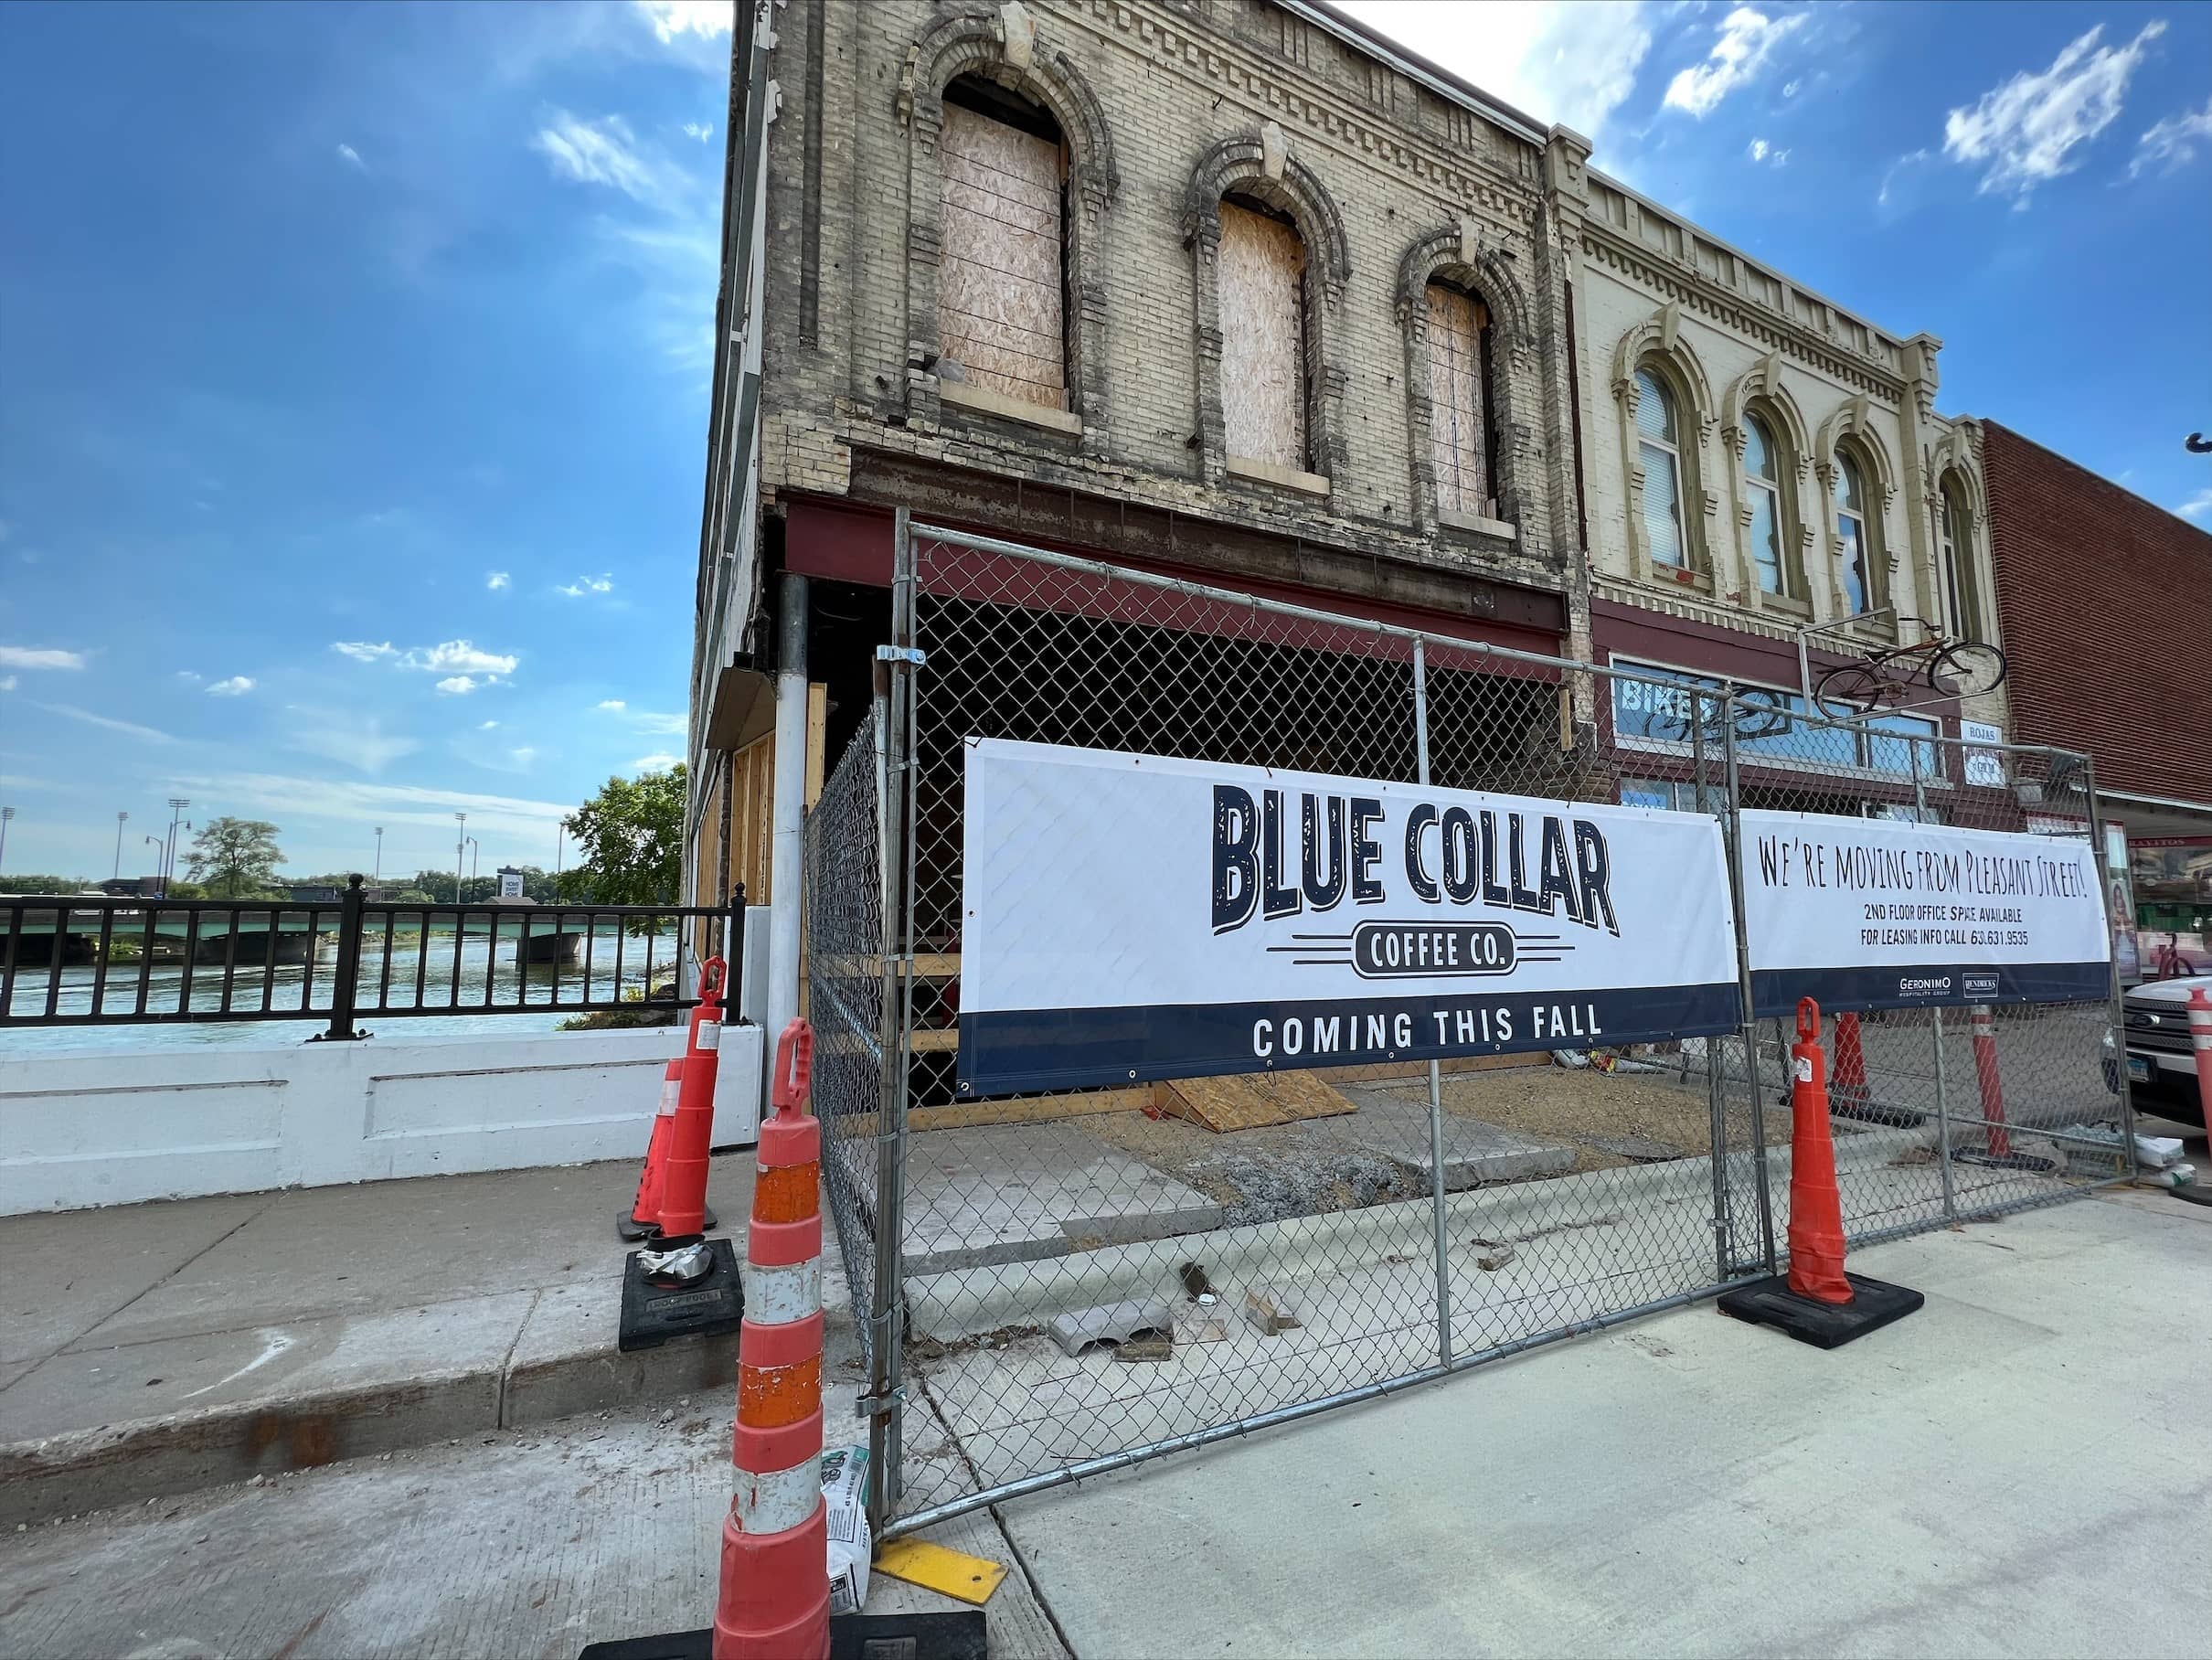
[1425,282,1494,517]
[1218,197,1308,471]
[937,79,1068,412]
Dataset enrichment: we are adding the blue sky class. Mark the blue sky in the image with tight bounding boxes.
[2,0,2207,880]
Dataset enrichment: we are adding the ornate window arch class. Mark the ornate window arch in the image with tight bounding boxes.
[1395,224,1538,549]
[1181,128,1351,493]
[1815,400,1898,622]
[896,5,1120,445]
[1611,306,1717,584]
[1720,356,1813,607]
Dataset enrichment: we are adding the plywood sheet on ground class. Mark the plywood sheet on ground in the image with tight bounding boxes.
[1156,1069,1358,1134]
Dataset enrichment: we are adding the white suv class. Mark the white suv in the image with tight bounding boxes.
[2123,974,2208,1127]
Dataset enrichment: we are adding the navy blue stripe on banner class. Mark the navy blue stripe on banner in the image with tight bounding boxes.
[955,983,1742,1099]
[1749,959,2111,1020]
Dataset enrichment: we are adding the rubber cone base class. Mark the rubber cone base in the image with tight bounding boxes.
[1717,1272,1924,1349]
[579,1609,987,1660]
[616,1238,744,1353]
[615,1202,718,1244]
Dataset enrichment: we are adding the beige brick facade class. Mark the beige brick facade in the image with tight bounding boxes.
[755,0,1590,640]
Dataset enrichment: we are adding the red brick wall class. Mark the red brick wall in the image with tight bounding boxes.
[1982,421,2212,806]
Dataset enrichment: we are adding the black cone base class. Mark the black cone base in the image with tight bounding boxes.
[580,1609,988,1660]
[1717,1272,1924,1349]
[615,1202,717,1243]
[616,1237,744,1353]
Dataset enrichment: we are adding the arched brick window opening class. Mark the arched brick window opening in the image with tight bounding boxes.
[937,76,1069,413]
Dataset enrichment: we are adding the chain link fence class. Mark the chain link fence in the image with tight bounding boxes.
[805,516,2130,1538]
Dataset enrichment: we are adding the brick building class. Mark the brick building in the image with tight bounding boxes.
[1980,420,2212,967]
[685,0,2034,1069]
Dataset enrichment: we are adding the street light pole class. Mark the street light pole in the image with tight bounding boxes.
[164,798,190,898]
[454,812,467,903]
[373,825,384,886]
[0,806,15,877]
[465,836,480,885]
[112,811,129,881]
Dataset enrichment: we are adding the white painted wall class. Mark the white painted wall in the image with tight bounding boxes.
[0,1022,765,1216]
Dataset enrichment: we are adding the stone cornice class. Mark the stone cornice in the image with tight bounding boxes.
[1579,229,1907,405]
[1064,0,1541,231]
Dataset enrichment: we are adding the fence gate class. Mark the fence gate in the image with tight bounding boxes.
[803,515,2133,1539]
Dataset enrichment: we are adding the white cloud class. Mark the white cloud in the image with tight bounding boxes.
[1748,137,1790,166]
[631,710,687,737]
[402,641,519,676]
[1664,7,1805,119]
[34,702,175,744]
[635,0,731,43]
[1783,78,1802,98]
[1877,147,1935,208]
[1943,22,2167,202]
[596,698,627,711]
[284,717,418,775]
[0,644,88,671]
[176,670,203,683]
[336,143,367,174]
[332,640,397,663]
[2178,487,2212,523]
[2130,94,2212,179]
[1749,137,1769,161]
[0,676,16,694]
[436,675,486,695]
[170,771,569,841]
[682,122,713,143]
[486,570,512,591]
[630,752,683,772]
[556,574,614,598]
[479,718,501,730]
[1334,1,1652,145]
[533,112,667,206]
[206,676,256,697]
[508,747,539,768]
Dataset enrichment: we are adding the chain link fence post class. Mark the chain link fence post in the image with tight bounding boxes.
[1909,738,1959,1221]
[2081,752,2139,1183]
[1718,684,1780,1272]
[1691,697,1734,1284]
[1410,638,1453,1367]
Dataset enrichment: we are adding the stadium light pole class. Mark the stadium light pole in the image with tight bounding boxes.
[0,806,15,878]
[112,811,129,881]
[373,825,384,885]
[454,812,467,903]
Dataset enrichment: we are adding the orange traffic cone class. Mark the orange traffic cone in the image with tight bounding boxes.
[1830,1011,1873,1119]
[616,1059,718,1242]
[1718,996,1923,1347]
[1784,1003,1852,1305]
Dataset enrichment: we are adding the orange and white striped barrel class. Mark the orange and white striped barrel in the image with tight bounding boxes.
[2189,986,2212,1114]
[715,1017,831,1660]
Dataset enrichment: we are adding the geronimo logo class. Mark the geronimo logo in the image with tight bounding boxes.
[1209,785,1618,944]
[1898,974,1954,998]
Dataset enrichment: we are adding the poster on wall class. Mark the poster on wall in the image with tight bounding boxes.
[1738,809,2111,1017]
[957,739,1743,1097]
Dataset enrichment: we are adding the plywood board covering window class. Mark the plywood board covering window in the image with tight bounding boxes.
[1218,200,1307,470]
[938,102,1066,411]
[1426,284,1489,516]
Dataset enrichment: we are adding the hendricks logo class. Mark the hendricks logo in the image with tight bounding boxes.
[1209,785,1618,947]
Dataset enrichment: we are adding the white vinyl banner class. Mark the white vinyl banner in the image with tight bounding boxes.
[958,740,1741,1097]
[1738,809,2111,1017]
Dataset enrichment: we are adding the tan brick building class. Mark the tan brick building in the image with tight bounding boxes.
[687,0,2018,1062]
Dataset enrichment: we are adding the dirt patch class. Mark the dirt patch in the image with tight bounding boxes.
[1086,1110,1429,1223]
[1414,1063,1786,1165]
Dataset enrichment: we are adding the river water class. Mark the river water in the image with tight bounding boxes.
[0,930,683,1056]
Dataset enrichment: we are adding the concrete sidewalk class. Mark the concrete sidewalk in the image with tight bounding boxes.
[996,1189,2212,1659]
[0,1155,760,1526]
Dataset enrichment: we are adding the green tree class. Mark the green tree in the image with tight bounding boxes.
[0,874,101,896]
[561,764,686,906]
[182,817,285,899]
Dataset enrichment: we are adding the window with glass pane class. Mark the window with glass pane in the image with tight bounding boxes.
[1941,480,1980,639]
[1635,368,1686,568]
[1862,712,1940,778]
[1745,415,1785,593]
[1836,457,1870,613]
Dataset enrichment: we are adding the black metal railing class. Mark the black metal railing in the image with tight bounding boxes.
[0,876,746,1041]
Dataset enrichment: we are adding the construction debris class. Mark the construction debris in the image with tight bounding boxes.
[1048,1297,1173,1357]
[1242,1286,1303,1335]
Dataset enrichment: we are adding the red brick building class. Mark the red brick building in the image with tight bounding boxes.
[1981,420,2212,966]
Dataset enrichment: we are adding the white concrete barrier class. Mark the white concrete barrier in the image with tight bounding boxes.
[0,1022,765,1216]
